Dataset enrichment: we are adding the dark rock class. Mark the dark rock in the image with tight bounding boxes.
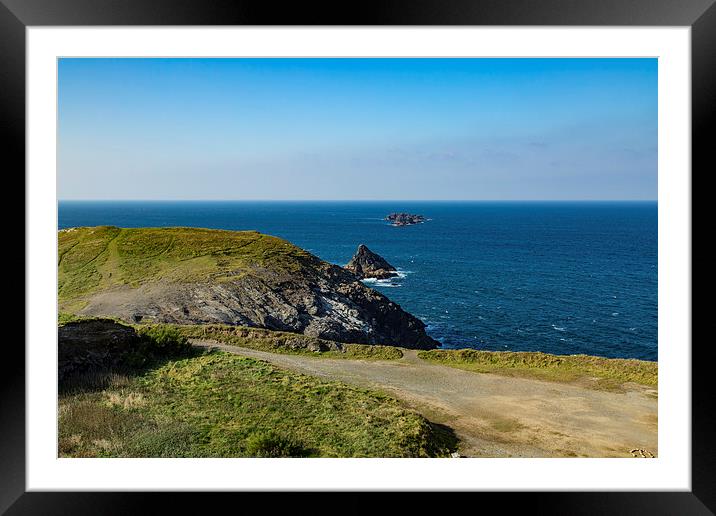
[58,319,142,381]
[78,259,439,350]
[385,213,426,226]
[345,244,398,280]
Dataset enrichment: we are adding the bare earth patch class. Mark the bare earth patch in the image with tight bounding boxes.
[192,340,657,458]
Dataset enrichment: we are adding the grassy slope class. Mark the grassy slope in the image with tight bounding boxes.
[418,349,657,391]
[59,351,455,458]
[175,323,404,360]
[58,226,317,306]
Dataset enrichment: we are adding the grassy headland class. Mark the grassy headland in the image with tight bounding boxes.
[58,226,438,349]
[58,226,315,303]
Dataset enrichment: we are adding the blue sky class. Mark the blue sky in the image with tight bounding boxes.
[58,58,657,200]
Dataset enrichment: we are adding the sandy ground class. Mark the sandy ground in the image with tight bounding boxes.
[192,339,657,458]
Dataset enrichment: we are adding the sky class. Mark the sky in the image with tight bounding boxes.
[58,58,657,201]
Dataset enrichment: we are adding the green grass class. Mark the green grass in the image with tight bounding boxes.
[417,349,657,391]
[171,324,403,360]
[59,321,194,393]
[59,312,99,325]
[59,351,456,458]
[340,343,404,360]
[58,226,320,307]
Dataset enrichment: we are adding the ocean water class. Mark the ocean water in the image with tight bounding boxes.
[58,201,657,361]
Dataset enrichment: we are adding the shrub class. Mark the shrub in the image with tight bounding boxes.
[244,430,310,458]
[137,325,192,356]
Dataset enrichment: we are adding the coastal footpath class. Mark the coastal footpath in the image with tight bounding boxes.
[57,317,657,458]
[193,338,657,458]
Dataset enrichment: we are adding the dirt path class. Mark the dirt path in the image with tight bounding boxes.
[192,340,657,458]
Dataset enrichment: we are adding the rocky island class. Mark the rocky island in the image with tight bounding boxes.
[345,244,398,280]
[58,226,438,350]
[385,213,426,226]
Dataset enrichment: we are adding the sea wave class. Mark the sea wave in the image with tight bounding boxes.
[360,268,412,288]
[361,278,401,288]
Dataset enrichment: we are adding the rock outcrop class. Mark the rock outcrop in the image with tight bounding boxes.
[385,213,426,226]
[345,244,398,280]
[59,227,439,350]
[58,319,142,381]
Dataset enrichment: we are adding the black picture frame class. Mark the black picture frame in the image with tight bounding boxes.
[3,1,710,514]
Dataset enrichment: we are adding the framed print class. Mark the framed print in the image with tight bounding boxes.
[3,0,711,513]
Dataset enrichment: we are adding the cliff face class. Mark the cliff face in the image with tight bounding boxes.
[58,227,439,350]
[345,244,398,280]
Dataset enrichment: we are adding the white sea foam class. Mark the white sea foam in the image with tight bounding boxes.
[552,324,566,332]
[360,268,411,288]
[360,278,401,288]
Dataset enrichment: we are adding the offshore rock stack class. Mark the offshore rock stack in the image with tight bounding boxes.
[345,244,398,280]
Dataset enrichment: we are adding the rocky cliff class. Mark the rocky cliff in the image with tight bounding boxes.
[58,226,439,350]
[344,244,398,280]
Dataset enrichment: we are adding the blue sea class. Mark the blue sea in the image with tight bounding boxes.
[58,201,657,361]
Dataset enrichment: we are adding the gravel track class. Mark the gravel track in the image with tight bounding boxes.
[192,339,657,458]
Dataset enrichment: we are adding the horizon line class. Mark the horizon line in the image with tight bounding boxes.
[58,199,658,203]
